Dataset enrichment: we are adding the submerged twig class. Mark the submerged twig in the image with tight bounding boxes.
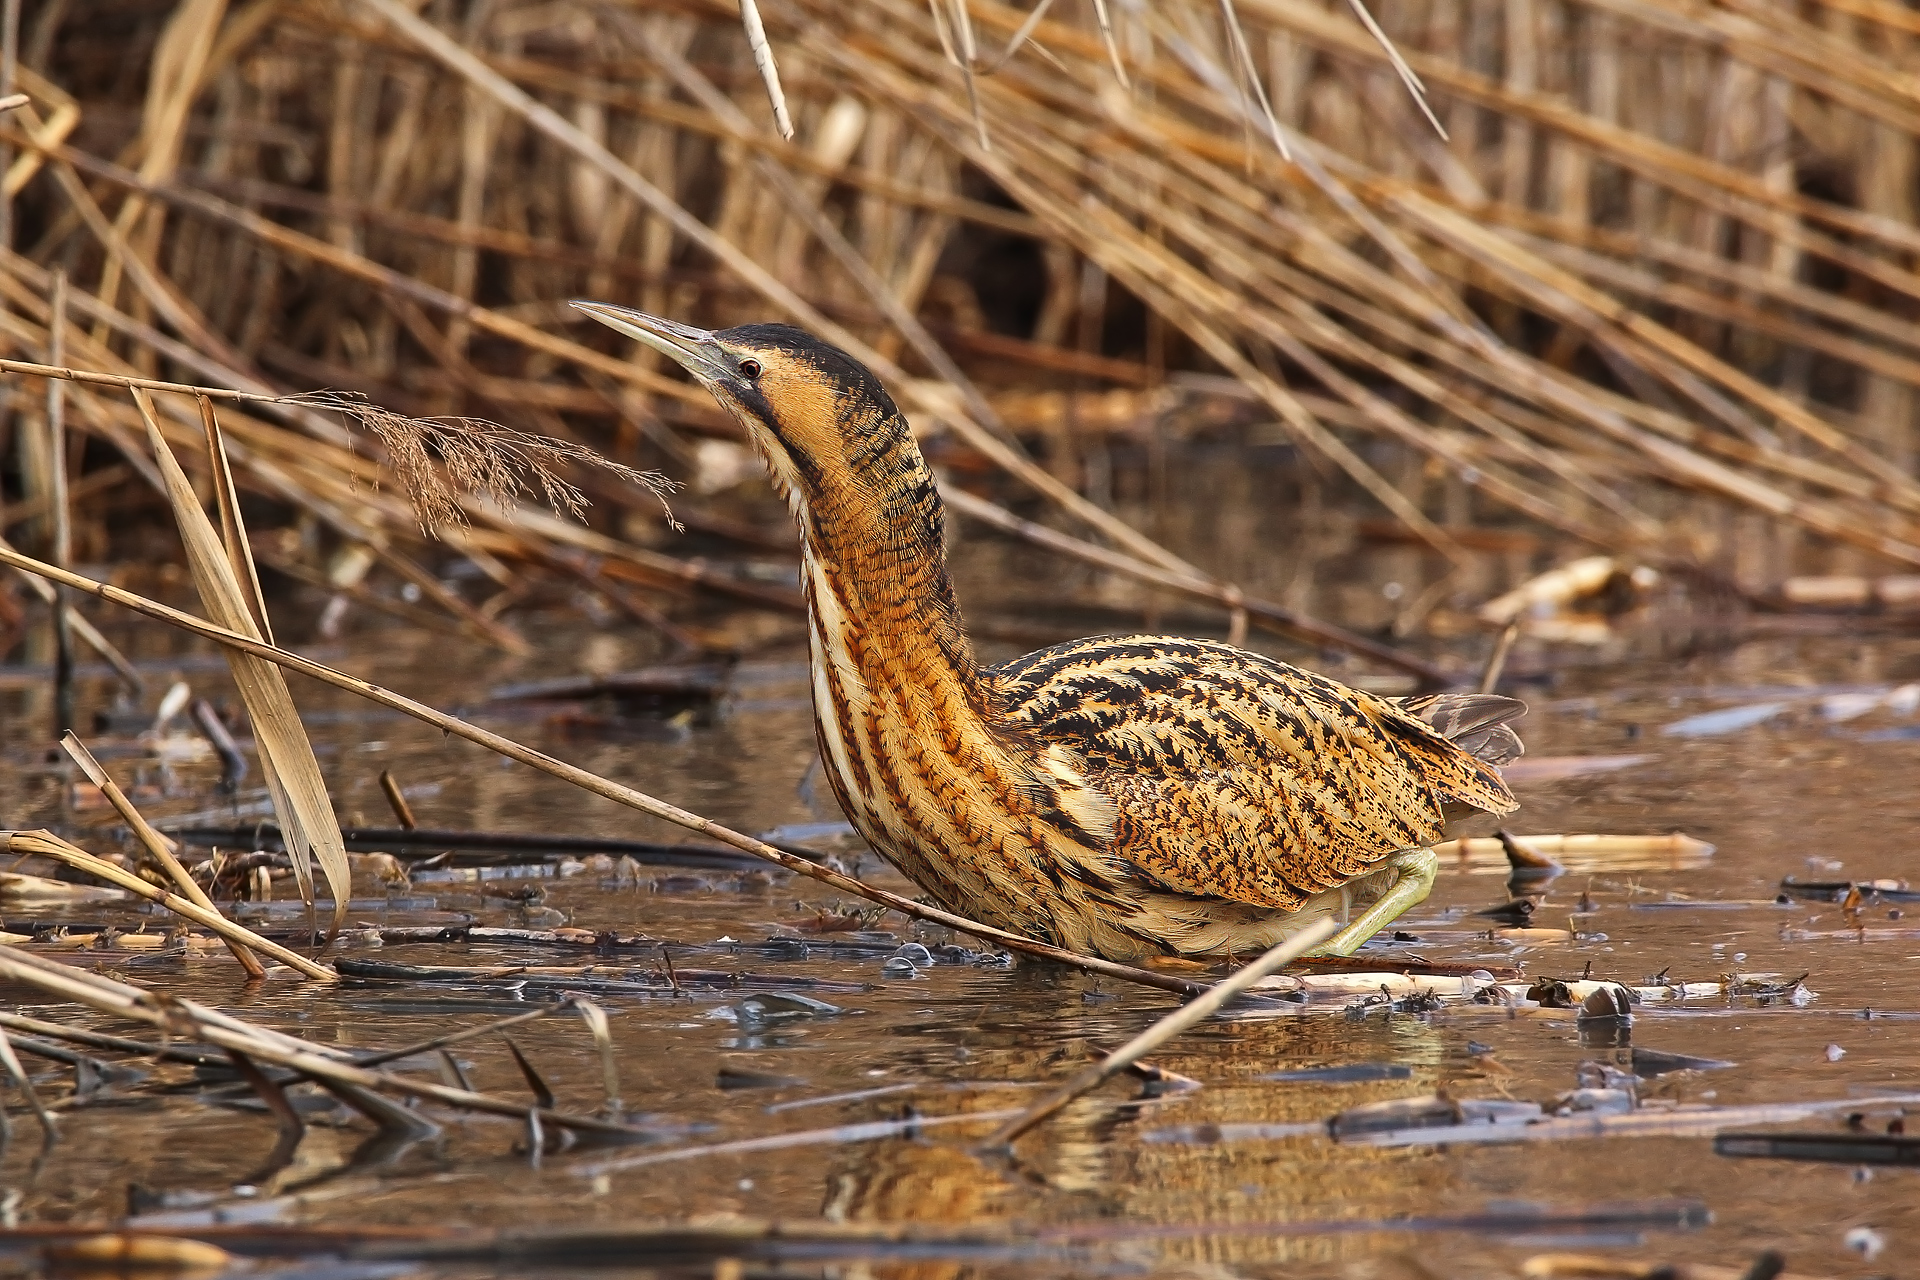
[0,1022,59,1145]
[378,769,419,830]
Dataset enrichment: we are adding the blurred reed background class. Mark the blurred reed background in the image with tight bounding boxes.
[3,0,1920,658]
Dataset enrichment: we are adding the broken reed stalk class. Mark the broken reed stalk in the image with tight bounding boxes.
[45,266,73,735]
[58,732,266,978]
[2,831,333,980]
[0,948,664,1140]
[0,544,1231,1003]
[736,0,794,140]
[378,769,419,830]
[985,916,1338,1146]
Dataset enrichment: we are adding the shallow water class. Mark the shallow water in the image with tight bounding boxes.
[3,607,1920,1279]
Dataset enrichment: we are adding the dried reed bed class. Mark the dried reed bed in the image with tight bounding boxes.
[6,0,1920,652]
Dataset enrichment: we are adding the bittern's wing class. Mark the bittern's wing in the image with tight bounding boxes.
[994,637,1523,912]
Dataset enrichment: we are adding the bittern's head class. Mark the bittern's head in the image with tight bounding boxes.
[574,303,914,512]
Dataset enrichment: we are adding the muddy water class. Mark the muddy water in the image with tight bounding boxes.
[3,606,1920,1278]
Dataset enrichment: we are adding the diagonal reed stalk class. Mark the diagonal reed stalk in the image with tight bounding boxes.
[0,541,1247,1003]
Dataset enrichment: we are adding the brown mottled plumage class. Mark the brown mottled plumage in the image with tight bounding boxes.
[576,303,1525,961]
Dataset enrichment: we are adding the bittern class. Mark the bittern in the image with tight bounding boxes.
[575,303,1525,961]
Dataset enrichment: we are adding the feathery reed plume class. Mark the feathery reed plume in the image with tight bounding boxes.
[288,391,680,536]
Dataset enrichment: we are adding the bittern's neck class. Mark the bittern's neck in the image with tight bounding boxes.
[794,442,984,698]
[784,425,1130,950]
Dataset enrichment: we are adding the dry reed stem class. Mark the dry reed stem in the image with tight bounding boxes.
[739,0,796,140]
[58,732,266,978]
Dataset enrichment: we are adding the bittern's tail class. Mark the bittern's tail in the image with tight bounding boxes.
[1395,692,1527,767]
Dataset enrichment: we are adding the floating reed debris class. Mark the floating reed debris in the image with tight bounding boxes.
[3,830,332,979]
[0,947,672,1144]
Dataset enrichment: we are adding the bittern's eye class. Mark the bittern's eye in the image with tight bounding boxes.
[738,357,763,380]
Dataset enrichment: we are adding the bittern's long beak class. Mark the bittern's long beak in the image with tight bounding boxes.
[571,301,732,385]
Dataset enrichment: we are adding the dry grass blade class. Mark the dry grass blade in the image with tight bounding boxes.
[288,390,679,534]
[5,830,333,980]
[1218,0,1289,160]
[980,0,1057,73]
[1088,0,1130,89]
[950,0,991,149]
[738,0,795,140]
[58,731,266,979]
[1339,0,1442,138]
[985,916,1338,1146]
[197,396,271,643]
[133,388,351,940]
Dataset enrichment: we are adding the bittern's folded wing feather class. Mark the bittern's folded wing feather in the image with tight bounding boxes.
[994,637,1521,911]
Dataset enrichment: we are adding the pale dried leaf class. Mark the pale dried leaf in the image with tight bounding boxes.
[134,390,351,937]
